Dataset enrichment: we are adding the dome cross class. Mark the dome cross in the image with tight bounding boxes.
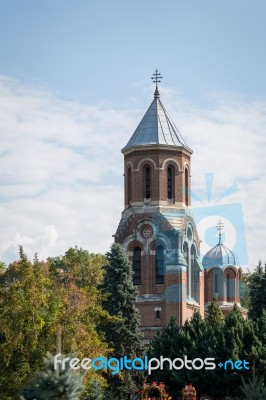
[216,220,224,244]
[151,69,162,98]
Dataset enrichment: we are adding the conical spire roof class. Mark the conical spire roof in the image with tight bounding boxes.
[122,91,192,153]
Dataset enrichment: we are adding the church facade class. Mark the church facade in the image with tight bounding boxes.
[114,73,244,341]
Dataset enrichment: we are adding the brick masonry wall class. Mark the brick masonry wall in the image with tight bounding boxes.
[115,145,209,333]
[204,268,241,304]
[124,148,191,207]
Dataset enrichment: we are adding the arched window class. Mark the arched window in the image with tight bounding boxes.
[167,166,174,199]
[185,168,189,206]
[156,245,164,284]
[191,245,198,301]
[213,269,222,297]
[133,247,141,285]
[214,272,219,295]
[226,273,231,301]
[144,165,151,199]
[127,167,132,204]
[183,242,189,296]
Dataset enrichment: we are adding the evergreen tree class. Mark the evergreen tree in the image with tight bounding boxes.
[98,243,143,399]
[149,312,211,398]
[21,354,84,400]
[203,296,226,395]
[249,261,266,319]
[181,312,211,395]
[220,305,259,398]
[149,306,265,399]
[206,296,224,327]
[149,316,181,361]
[223,304,245,359]
[254,309,266,379]
[149,317,183,398]
[240,270,251,308]
[240,370,266,400]
[84,379,105,400]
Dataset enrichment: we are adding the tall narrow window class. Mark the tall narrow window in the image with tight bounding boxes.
[156,245,164,284]
[183,242,189,296]
[191,245,198,301]
[144,166,151,198]
[133,247,141,285]
[167,166,174,199]
[185,168,189,206]
[226,273,231,301]
[127,168,132,204]
[214,272,218,296]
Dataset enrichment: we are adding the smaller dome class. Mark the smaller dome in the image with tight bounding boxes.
[202,243,239,269]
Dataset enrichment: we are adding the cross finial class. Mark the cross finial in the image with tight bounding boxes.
[216,220,224,244]
[151,69,162,98]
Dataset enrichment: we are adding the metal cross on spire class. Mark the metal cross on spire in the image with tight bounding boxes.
[216,220,224,244]
[151,69,162,99]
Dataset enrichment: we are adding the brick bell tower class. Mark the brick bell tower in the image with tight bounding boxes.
[114,71,204,341]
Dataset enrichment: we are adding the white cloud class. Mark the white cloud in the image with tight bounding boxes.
[0,75,127,263]
[0,75,265,269]
[163,90,266,268]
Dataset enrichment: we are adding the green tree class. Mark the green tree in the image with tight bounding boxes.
[0,261,5,275]
[149,305,265,399]
[206,296,224,327]
[149,312,211,398]
[21,354,84,400]
[98,243,144,399]
[249,261,266,319]
[48,247,106,289]
[240,270,251,309]
[149,317,183,397]
[240,370,266,400]
[0,247,110,400]
[180,312,212,396]
[216,305,264,398]
[254,309,266,379]
[47,247,109,356]
[0,247,54,399]
[47,247,110,396]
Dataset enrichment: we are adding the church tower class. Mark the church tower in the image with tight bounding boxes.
[114,71,204,340]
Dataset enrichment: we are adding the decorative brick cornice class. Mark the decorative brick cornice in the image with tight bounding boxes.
[122,144,193,157]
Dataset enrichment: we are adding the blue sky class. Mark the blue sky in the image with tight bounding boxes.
[0,0,265,267]
[1,1,266,106]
